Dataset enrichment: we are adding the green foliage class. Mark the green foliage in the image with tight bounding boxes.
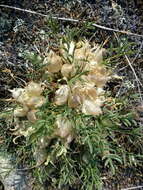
[62,21,95,42]
[104,40,136,66]
[22,51,44,80]
[16,92,142,190]
[45,16,61,37]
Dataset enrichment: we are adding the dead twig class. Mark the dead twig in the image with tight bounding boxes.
[121,186,143,190]
[0,4,143,38]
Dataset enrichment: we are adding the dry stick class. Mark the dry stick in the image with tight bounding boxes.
[0,4,143,38]
[121,186,143,190]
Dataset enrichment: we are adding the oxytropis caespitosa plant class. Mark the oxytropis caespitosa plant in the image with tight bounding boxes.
[10,40,111,165]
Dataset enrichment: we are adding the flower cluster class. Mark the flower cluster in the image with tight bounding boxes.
[44,40,110,115]
[10,82,45,123]
[10,40,110,146]
[9,40,111,165]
